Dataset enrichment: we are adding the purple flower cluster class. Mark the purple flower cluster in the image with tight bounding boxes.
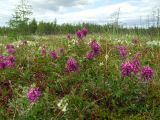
[120,52,154,80]
[76,28,88,40]
[121,61,134,76]
[7,48,16,54]
[130,52,141,74]
[86,51,94,59]
[50,50,57,59]
[0,55,16,69]
[76,30,84,40]
[6,44,16,55]
[6,44,14,49]
[49,48,65,59]
[90,40,100,55]
[81,28,88,37]
[141,66,154,80]
[66,57,78,72]
[85,39,100,60]
[27,87,41,103]
[0,61,5,69]
[116,45,127,58]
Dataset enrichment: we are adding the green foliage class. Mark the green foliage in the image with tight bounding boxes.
[1,21,160,36]
[28,19,37,34]
[0,34,160,119]
[8,0,32,35]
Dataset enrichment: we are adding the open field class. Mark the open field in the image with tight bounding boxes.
[0,32,160,119]
[1,0,160,119]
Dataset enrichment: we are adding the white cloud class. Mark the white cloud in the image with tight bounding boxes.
[0,0,159,26]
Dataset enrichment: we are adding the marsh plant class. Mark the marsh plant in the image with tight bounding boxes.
[0,29,160,119]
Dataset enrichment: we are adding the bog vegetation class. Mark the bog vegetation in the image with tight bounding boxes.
[0,0,160,119]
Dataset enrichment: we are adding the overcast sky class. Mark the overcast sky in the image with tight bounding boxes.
[0,0,159,26]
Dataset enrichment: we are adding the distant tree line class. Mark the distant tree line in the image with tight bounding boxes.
[0,20,160,36]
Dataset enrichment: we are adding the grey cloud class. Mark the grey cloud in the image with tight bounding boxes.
[31,0,89,12]
[0,0,160,26]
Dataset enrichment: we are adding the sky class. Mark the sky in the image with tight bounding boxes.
[0,0,159,27]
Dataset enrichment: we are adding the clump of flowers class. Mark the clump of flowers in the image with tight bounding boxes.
[116,45,127,58]
[6,44,16,55]
[0,55,16,69]
[0,61,5,69]
[7,48,16,54]
[76,28,88,40]
[120,51,154,80]
[130,52,141,74]
[66,57,78,72]
[50,50,57,59]
[6,44,14,49]
[121,61,134,76]
[85,51,94,59]
[27,87,41,103]
[90,39,100,55]
[76,30,84,40]
[0,56,5,69]
[5,56,16,68]
[81,28,88,37]
[141,66,154,80]
[7,55,16,62]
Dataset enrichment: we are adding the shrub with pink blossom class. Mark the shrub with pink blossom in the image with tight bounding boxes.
[27,87,41,103]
